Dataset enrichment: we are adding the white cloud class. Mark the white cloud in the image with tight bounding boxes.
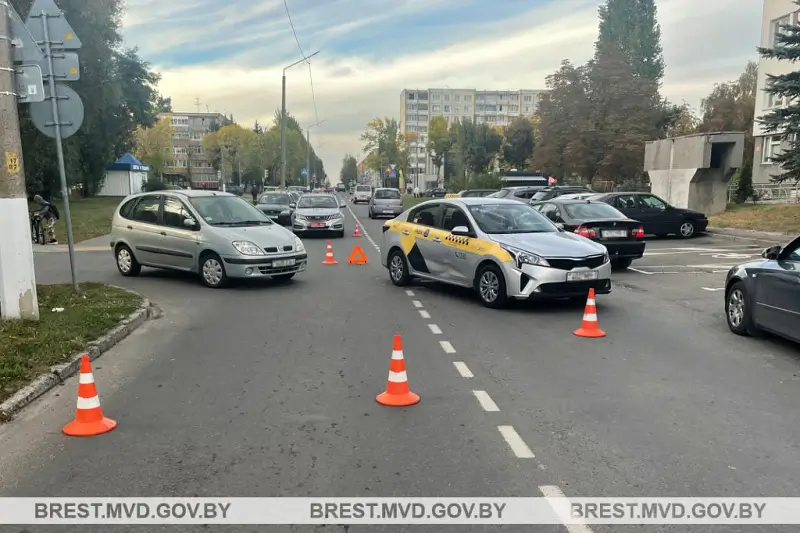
[124,0,763,173]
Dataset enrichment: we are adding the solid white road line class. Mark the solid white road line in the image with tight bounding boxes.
[428,324,442,335]
[473,390,500,412]
[406,290,415,296]
[702,287,725,292]
[497,425,535,459]
[627,267,654,275]
[419,310,431,319]
[453,361,474,378]
[539,485,594,533]
[439,340,456,354]
[412,300,423,308]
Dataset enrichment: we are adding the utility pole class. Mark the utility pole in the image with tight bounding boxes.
[305,119,326,190]
[0,2,39,319]
[280,50,319,190]
[194,97,201,113]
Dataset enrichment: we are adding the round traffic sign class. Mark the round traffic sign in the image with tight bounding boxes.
[29,83,85,140]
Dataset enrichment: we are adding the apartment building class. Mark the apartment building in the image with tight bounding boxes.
[161,112,228,187]
[399,88,547,187]
[753,0,799,184]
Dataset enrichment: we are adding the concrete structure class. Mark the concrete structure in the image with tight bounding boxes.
[399,87,547,189]
[98,153,149,196]
[753,0,799,184]
[161,112,227,188]
[644,132,745,216]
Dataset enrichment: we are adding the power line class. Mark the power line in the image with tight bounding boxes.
[282,0,320,123]
[308,63,319,123]
[282,0,305,57]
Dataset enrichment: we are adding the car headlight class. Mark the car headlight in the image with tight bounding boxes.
[501,245,550,268]
[232,241,265,256]
[331,211,344,219]
[602,250,610,263]
[295,214,307,220]
[294,236,305,252]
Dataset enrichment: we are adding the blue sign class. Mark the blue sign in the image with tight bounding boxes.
[389,170,397,179]
[301,168,308,177]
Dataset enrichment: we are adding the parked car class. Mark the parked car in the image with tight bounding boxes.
[459,189,499,198]
[531,199,645,269]
[725,235,800,344]
[486,186,542,202]
[256,191,294,225]
[291,193,346,237]
[381,198,611,308]
[424,188,448,198]
[592,192,708,238]
[369,188,403,218]
[530,186,594,202]
[354,184,373,204]
[111,190,307,288]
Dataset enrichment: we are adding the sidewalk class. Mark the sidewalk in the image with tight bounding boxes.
[33,234,110,254]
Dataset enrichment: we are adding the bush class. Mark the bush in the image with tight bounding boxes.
[734,165,756,204]
[469,174,503,190]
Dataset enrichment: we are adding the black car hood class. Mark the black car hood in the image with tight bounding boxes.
[257,204,291,210]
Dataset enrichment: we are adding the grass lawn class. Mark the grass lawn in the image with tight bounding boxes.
[403,196,428,210]
[30,196,121,243]
[0,283,142,404]
[709,203,800,234]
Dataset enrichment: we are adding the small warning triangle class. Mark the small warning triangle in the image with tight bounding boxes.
[348,244,368,264]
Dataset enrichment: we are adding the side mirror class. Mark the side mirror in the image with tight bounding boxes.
[762,245,781,260]
[554,222,565,230]
[289,203,296,209]
[183,218,198,229]
[451,225,473,237]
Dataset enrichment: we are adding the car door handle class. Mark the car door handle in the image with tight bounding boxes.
[160,231,166,236]
[432,237,441,243]
[127,225,133,230]
[402,230,410,235]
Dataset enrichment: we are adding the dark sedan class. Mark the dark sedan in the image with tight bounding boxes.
[592,191,708,238]
[725,235,800,344]
[256,191,294,225]
[531,199,646,269]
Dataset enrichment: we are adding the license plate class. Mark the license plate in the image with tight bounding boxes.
[309,222,325,228]
[567,271,599,282]
[602,230,627,238]
[273,259,296,267]
[383,209,394,214]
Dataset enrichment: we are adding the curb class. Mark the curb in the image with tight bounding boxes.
[0,289,163,422]
[706,227,792,243]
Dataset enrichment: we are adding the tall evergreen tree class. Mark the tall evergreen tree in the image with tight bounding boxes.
[757,1,800,184]
[595,0,665,83]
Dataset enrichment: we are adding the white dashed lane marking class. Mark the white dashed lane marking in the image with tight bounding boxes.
[412,300,423,308]
[498,425,535,458]
[405,290,415,296]
[439,341,456,354]
[539,485,594,533]
[428,324,442,335]
[473,390,500,412]
[453,362,474,378]
[418,310,431,319]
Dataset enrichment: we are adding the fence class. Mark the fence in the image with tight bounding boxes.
[727,182,800,204]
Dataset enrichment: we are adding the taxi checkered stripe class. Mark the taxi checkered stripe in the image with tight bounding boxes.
[445,234,471,246]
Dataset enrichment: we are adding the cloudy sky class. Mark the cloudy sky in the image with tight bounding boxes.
[122,0,763,174]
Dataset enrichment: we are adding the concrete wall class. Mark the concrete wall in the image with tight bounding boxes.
[644,132,745,215]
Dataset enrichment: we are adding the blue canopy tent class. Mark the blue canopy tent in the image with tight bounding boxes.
[99,153,150,196]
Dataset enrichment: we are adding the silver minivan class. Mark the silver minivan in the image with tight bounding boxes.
[368,188,403,219]
[110,190,307,288]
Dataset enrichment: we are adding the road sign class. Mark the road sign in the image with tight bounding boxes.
[8,4,44,62]
[301,167,308,177]
[390,164,397,170]
[25,0,83,50]
[15,64,45,103]
[29,83,85,139]
[44,51,80,81]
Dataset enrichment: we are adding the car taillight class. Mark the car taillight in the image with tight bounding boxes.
[574,226,596,238]
[632,226,645,238]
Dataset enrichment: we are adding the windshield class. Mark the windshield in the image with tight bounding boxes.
[375,189,400,199]
[564,202,625,219]
[296,195,338,209]
[190,196,272,226]
[467,203,557,234]
[532,191,552,201]
[356,186,371,192]
[259,193,291,205]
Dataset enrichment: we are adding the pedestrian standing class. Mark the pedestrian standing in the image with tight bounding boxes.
[251,184,258,203]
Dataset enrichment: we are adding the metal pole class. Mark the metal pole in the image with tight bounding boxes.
[280,73,286,189]
[41,11,78,292]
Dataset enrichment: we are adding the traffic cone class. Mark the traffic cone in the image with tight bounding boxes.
[353,222,362,237]
[573,288,606,338]
[376,335,420,407]
[62,355,117,437]
[322,241,338,265]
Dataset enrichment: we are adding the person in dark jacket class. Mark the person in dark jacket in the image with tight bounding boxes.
[251,185,258,203]
[32,194,58,244]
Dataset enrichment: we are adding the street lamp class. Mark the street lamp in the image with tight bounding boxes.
[280,50,320,189]
[306,119,326,189]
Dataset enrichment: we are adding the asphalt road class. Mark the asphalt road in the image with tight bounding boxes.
[1,198,798,533]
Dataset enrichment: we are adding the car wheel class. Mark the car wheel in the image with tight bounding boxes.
[200,252,228,288]
[678,220,696,239]
[611,258,633,270]
[726,281,759,336]
[476,264,509,309]
[388,249,411,286]
[115,244,141,277]
[273,273,295,282]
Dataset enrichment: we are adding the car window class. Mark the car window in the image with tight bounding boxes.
[189,196,272,225]
[409,204,440,227]
[638,195,667,210]
[162,197,194,228]
[119,198,139,219]
[513,190,536,199]
[130,196,161,224]
[467,203,557,234]
[296,195,338,209]
[538,203,559,221]
[564,203,626,219]
[259,193,291,204]
[531,191,550,201]
[356,186,371,192]
[375,189,400,199]
[614,194,639,210]
[783,240,800,261]
[441,205,472,231]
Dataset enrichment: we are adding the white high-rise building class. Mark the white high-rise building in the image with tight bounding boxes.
[399,87,547,188]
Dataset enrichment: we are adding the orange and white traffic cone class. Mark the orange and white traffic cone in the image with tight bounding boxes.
[376,335,420,407]
[62,355,117,437]
[322,241,338,265]
[573,288,606,338]
[353,222,362,237]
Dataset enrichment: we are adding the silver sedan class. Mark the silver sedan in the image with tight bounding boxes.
[291,193,346,238]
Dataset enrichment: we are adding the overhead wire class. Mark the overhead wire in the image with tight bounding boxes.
[282,0,320,124]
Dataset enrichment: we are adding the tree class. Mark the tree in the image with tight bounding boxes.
[664,102,699,137]
[133,116,174,177]
[426,116,451,179]
[340,154,358,185]
[361,118,403,173]
[449,119,502,188]
[595,0,665,83]
[502,117,535,169]
[203,124,252,182]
